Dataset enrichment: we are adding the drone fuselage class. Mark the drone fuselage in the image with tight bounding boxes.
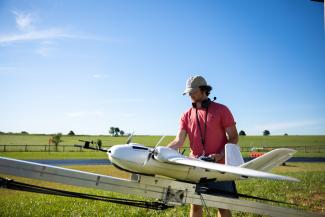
[108,144,237,183]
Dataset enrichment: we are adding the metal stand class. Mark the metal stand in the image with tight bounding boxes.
[0,157,323,217]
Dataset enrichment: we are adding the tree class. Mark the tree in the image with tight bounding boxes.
[51,133,63,151]
[239,130,246,136]
[284,133,288,136]
[109,127,115,136]
[68,130,75,136]
[263,130,270,136]
[109,126,124,137]
[114,127,120,136]
[21,131,29,135]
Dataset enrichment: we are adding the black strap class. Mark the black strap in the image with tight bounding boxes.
[195,105,209,154]
[0,177,171,210]
[195,181,298,206]
[1,177,298,209]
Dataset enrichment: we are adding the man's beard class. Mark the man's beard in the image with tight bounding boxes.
[192,96,207,104]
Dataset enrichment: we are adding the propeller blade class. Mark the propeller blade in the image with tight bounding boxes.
[143,135,165,166]
[126,132,135,144]
[143,151,153,166]
[155,135,165,148]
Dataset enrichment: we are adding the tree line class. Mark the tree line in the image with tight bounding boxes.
[238,129,287,136]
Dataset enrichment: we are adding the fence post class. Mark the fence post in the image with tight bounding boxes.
[4,145,6,152]
[25,145,27,152]
[63,146,65,152]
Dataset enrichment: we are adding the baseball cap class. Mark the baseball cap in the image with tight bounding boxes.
[182,76,208,95]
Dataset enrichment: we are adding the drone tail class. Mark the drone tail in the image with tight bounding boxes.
[225,143,245,166]
[240,148,296,172]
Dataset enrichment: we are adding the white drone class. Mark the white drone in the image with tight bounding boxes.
[107,135,299,183]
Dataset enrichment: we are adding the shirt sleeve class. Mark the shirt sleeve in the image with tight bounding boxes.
[221,106,236,129]
[179,112,188,132]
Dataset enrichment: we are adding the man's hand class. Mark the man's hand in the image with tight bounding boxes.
[167,129,187,150]
[209,153,225,163]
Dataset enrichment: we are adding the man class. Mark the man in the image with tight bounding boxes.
[167,75,239,217]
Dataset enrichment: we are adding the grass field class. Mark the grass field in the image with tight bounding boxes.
[1,134,324,159]
[1,134,325,147]
[0,162,324,217]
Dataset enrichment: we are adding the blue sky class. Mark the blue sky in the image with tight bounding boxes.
[0,0,324,136]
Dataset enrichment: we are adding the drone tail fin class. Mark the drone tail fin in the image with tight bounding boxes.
[240,148,296,172]
[225,143,245,166]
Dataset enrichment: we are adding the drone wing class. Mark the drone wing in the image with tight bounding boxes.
[0,157,136,192]
[167,157,299,182]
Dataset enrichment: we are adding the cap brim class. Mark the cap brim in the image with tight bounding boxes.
[182,87,198,95]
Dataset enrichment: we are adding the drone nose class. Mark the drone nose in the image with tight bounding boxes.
[107,144,131,160]
[107,147,114,161]
[107,147,113,158]
[107,146,119,158]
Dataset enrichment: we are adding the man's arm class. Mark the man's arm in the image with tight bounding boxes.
[226,124,239,144]
[167,129,187,150]
[210,125,238,162]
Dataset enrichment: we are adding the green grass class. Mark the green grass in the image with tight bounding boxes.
[0,163,324,216]
[0,151,107,159]
[0,134,176,146]
[1,134,325,147]
[238,135,325,147]
[0,134,324,158]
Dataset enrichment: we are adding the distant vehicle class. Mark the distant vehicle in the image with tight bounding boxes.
[249,147,273,158]
[249,147,287,166]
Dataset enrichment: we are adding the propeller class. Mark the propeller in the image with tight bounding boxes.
[143,135,165,166]
[180,149,186,155]
[126,132,135,144]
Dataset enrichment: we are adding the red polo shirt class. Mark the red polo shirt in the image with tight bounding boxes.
[179,102,236,157]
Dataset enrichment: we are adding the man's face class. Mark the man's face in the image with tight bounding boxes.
[189,89,205,103]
